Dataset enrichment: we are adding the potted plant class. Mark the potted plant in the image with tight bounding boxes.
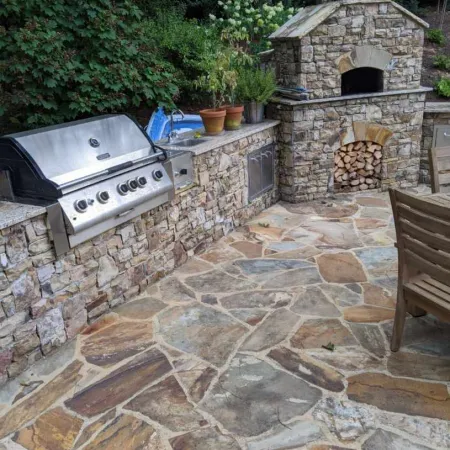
[236,67,277,124]
[196,47,250,134]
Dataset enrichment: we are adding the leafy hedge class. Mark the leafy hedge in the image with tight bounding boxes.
[0,0,178,132]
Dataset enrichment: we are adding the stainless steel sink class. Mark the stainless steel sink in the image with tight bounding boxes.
[166,138,208,148]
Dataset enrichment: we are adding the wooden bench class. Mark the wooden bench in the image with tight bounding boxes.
[429,146,450,193]
[389,188,450,351]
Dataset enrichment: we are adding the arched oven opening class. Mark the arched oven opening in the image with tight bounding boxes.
[341,67,384,96]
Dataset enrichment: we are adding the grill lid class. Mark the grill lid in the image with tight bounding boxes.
[7,114,153,188]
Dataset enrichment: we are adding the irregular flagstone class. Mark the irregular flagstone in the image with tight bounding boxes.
[200,354,322,437]
[362,429,433,450]
[261,267,322,289]
[360,230,394,247]
[314,396,450,447]
[176,258,213,274]
[360,207,392,220]
[233,259,313,276]
[184,270,257,293]
[248,224,285,240]
[159,277,196,302]
[13,407,83,450]
[170,427,241,450]
[266,246,321,259]
[372,276,398,292]
[158,304,247,366]
[83,414,163,450]
[199,245,243,264]
[291,319,357,349]
[73,409,116,449]
[343,305,395,323]
[309,446,353,450]
[267,241,310,252]
[175,360,217,403]
[291,286,341,317]
[65,348,171,417]
[229,309,268,326]
[303,220,362,249]
[382,316,450,357]
[354,247,397,278]
[356,196,389,208]
[220,290,292,309]
[268,347,345,392]
[349,323,386,358]
[0,360,83,439]
[387,351,450,381]
[12,381,43,404]
[320,284,361,307]
[240,308,299,352]
[81,313,119,336]
[310,202,359,219]
[306,348,383,372]
[363,283,395,308]
[316,253,367,283]
[354,218,387,230]
[125,375,204,431]
[246,420,324,450]
[113,296,166,320]
[347,372,450,421]
[230,241,263,258]
[80,321,154,367]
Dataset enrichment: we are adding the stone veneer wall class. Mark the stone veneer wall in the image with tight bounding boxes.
[0,127,279,385]
[267,92,425,202]
[272,1,424,98]
[420,108,450,184]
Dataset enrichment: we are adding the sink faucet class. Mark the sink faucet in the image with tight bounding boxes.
[168,109,185,143]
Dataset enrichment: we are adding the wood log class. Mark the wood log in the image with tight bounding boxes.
[365,163,374,170]
[338,160,344,168]
[350,179,360,186]
[373,159,380,166]
[347,143,354,152]
[374,150,382,160]
[344,155,351,163]
[374,165,382,174]
[354,141,364,150]
[360,183,369,190]
[366,178,374,184]
[356,162,365,169]
[345,163,351,170]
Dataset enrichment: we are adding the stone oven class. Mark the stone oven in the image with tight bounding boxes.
[267,0,431,201]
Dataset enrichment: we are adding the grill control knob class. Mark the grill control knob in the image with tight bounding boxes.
[127,179,138,191]
[137,176,147,187]
[97,191,110,203]
[118,183,129,195]
[153,170,163,181]
[74,199,88,212]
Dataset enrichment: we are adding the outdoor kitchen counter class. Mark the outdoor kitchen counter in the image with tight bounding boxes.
[0,201,46,230]
[158,120,280,155]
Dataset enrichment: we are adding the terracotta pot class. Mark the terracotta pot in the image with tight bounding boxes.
[199,108,226,135]
[224,105,244,131]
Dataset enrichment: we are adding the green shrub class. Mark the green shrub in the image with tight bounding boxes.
[436,77,450,97]
[0,0,178,132]
[236,67,277,104]
[433,55,450,71]
[426,28,446,46]
[142,11,222,101]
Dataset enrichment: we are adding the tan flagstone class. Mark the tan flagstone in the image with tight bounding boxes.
[80,321,154,366]
[230,241,264,258]
[83,414,163,450]
[73,409,116,449]
[316,253,367,283]
[13,407,83,450]
[347,372,450,421]
[0,361,83,440]
[343,305,395,323]
[363,283,396,308]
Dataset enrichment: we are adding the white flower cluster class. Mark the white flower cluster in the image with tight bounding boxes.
[211,0,295,48]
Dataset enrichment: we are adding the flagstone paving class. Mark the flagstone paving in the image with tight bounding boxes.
[1,190,449,449]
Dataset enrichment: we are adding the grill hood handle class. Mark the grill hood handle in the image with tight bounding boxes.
[106,161,133,174]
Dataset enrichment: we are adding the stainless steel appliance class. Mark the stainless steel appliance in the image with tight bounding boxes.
[0,114,175,255]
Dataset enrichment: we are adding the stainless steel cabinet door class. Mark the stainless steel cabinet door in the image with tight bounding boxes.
[433,125,450,148]
[261,146,274,192]
[248,150,262,201]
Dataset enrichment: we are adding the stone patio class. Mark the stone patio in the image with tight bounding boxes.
[0,190,449,450]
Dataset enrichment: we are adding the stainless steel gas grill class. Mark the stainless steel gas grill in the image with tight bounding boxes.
[0,114,175,255]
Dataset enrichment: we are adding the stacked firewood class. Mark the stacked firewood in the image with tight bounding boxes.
[334,141,382,191]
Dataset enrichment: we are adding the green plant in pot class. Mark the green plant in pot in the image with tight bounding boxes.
[195,47,250,134]
[236,67,277,124]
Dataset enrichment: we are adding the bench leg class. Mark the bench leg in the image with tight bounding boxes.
[391,288,407,352]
